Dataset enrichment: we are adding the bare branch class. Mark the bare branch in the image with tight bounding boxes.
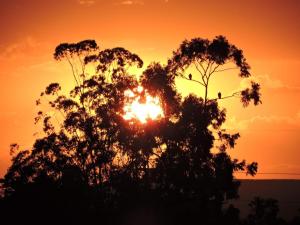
[177,71,206,86]
[208,62,214,75]
[215,67,239,73]
[208,64,220,78]
[194,61,204,77]
[66,55,80,87]
[198,59,206,73]
[209,91,241,102]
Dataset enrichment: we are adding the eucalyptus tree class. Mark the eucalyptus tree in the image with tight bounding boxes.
[167,35,261,106]
[0,36,262,225]
[138,36,262,224]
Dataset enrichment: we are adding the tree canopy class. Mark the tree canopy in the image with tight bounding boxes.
[0,36,265,225]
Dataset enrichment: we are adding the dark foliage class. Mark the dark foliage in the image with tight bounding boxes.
[0,36,268,225]
[242,197,288,225]
[167,35,261,105]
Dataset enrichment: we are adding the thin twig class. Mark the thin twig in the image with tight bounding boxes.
[209,91,241,101]
[177,72,205,86]
[215,67,239,73]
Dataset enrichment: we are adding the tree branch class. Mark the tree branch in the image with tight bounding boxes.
[177,72,206,87]
[66,55,80,87]
[215,67,239,73]
[209,64,220,77]
[209,91,241,101]
[194,61,204,77]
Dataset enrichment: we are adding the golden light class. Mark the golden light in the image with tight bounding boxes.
[123,86,164,123]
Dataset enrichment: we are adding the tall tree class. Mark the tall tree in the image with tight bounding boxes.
[167,35,261,106]
[1,36,261,225]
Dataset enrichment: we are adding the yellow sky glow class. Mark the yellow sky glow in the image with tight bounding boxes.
[0,0,300,179]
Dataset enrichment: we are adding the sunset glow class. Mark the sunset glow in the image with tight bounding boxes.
[0,0,300,179]
[123,86,164,123]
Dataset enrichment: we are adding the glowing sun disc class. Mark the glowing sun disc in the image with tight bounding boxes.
[123,86,164,123]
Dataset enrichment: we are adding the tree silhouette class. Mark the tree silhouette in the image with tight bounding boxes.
[167,35,261,106]
[243,197,286,225]
[1,36,261,225]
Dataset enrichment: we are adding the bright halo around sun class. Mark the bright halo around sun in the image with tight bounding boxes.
[123,86,164,123]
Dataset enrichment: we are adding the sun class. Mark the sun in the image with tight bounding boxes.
[123,86,164,123]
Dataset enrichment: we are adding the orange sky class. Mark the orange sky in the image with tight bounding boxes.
[0,0,300,179]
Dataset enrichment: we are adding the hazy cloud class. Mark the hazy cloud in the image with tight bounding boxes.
[117,0,168,5]
[117,0,144,5]
[239,74,300,93]
[77,0,96,6]
[0,37,43,60]
[226,113,300,131]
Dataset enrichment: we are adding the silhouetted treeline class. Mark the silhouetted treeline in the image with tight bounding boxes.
[1,36,291,225]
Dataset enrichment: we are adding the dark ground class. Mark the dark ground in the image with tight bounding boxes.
[230,180,300,220]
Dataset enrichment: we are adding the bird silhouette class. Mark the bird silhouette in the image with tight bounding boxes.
[188,73,192,80]
[218,92,222,99]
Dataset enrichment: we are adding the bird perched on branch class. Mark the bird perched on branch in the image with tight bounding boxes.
[218,92,222,99]
[188,73,192,80]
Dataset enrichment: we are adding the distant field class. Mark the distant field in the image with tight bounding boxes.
[229,180,300,220]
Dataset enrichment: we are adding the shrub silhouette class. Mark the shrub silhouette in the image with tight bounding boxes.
[1,36,262,225]
[243,197,287,225]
